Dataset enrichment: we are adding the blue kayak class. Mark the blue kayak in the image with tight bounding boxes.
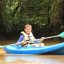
[4,42,64,55]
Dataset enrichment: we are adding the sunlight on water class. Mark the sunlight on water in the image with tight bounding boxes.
[3,54,64,64]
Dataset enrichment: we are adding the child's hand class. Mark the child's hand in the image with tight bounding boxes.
[16,42,21,45]
[39,37,45,42]
[41,37,45,40]
[22,42,27,45]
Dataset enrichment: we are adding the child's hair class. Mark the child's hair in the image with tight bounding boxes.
[24,24,32,29]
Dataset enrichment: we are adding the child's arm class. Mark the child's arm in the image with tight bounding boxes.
[34,37,45,43]
[16,35,24,44]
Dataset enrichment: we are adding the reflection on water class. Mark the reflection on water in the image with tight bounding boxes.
[0,54,62,64]
[0,49,64,64]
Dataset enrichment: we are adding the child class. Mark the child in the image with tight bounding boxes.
[16,24,45,47]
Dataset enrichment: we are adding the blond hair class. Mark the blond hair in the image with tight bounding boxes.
[24,24,32,29]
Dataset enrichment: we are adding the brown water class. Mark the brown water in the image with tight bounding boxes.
[0,39,64,64]
[0,54,64,64]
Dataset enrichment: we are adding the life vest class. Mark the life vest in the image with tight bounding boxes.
[21,31,35,42]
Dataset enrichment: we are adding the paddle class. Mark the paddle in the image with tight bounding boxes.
[22,32,64,45]
[41,32,64,39]
[0,46,5,48]
[0,44,16,48]
[39,32,64,43]
[0,32,64,48]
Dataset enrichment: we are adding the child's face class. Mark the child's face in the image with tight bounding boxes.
[24,27,32,35]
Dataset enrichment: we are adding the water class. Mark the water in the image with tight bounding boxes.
[0,54,64,64]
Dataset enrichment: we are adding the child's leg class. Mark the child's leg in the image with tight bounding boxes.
[32,43,44,47]
[32,43,39,47]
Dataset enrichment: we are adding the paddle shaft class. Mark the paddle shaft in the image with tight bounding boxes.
[0,32,64,48]
[44,35,59,39]
[39,35,59,43]
[0,44,16,48]
[18,35,60,46]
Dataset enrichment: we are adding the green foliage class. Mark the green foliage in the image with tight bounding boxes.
[49,0,63,35]
[0,0,64,37]
[1,0,21,32]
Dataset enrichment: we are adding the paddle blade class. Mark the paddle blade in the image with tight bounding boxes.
[59,32,64,38]
[0,46,5,48]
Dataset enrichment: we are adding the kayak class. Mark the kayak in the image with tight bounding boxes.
[4,42,64,55]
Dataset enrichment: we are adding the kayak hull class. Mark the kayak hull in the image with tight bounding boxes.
[4,42,64,55]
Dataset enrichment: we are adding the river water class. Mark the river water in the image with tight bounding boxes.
[0,54,64,64]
